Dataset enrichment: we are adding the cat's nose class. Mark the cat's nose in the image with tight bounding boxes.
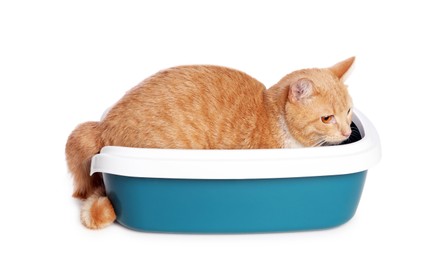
[342,129,352,137]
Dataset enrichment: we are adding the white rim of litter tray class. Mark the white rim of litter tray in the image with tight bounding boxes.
[90,108,381,179]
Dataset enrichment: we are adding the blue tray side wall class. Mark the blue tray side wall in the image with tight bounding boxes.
[103,171,367,233]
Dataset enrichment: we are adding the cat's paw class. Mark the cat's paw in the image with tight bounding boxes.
[80,195,116,229]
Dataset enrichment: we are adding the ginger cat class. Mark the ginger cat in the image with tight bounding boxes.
[66,57,355,229]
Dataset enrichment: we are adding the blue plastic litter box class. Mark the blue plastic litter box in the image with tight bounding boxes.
[91,109,381,233]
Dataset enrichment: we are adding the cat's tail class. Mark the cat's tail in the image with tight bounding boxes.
[80,187,116,229]
[66,121,116,229]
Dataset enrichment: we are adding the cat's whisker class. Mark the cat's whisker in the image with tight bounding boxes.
[312,139,327,147]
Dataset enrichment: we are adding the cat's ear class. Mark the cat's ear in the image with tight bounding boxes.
[329,56,355,81]
[289,78,314,103]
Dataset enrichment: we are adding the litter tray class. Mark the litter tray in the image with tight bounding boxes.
[90,108,381,233]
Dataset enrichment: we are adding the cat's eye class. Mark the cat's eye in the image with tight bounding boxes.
[321,115,335,124]
[347,108,352,114]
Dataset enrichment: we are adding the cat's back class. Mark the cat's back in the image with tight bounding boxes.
[102,65,269,148]
[134,65,265,102]
[115,65,267,116]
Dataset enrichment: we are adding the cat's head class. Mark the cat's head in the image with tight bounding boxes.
[284,57,355,147]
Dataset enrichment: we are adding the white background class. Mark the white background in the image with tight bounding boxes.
[1,1,436,259]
